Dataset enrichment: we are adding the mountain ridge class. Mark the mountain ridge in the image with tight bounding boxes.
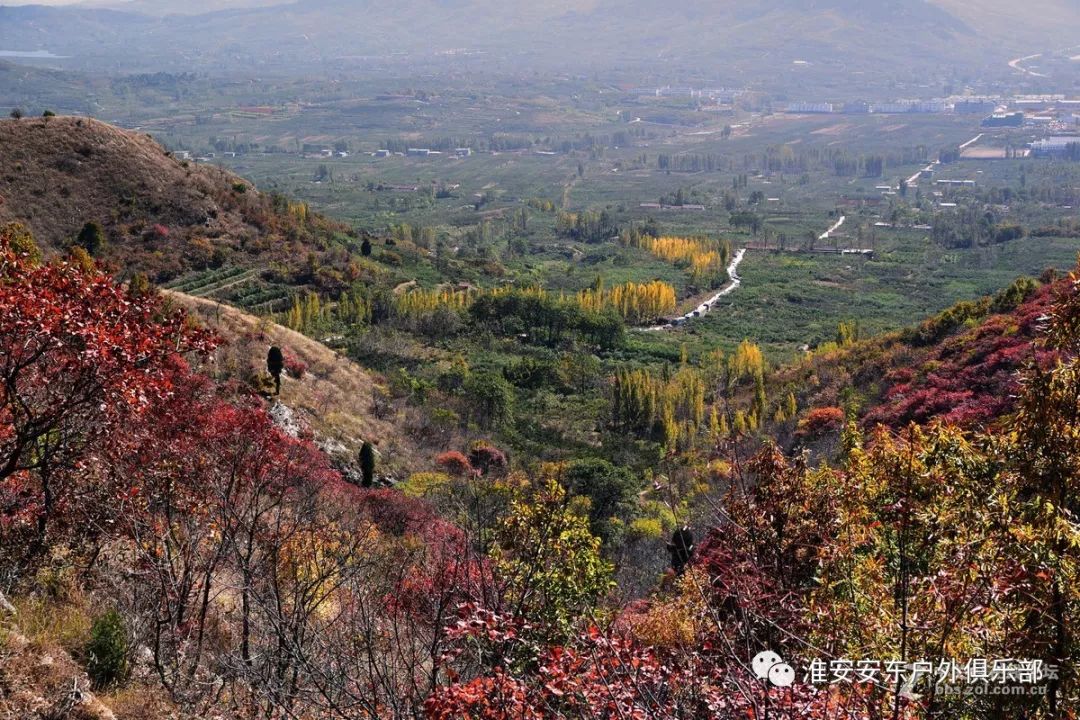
[1,0,1072,77]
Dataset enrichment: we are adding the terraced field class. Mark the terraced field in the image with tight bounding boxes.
[163,266,295,313]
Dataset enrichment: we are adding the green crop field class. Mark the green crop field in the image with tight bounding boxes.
[80,76,1079,363]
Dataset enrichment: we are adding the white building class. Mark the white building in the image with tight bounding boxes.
[785,101,834,113]
[1030,136,1079,157]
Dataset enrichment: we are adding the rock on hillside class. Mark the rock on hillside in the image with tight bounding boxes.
[0,115,351,282]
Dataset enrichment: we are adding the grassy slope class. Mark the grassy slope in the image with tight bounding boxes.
[933,0,1080,46]
[0,116,352,282]
[0,624,118,720]
[166,290,419,476]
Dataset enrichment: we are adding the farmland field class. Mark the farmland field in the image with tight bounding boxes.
[56,74,1080,360]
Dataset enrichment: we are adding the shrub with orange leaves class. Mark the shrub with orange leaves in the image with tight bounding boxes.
[795,406,845,439]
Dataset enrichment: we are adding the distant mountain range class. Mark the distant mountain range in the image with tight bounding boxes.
[1,0,1077,78]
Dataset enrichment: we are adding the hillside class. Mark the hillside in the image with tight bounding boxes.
[770,273,1057,447]
[0,115,359,287]
[2,0,1076,78]
[0,229,447,720]
[4,215,1080,717]
[165,289,418,478]
[935,0,1080,46]
[104,0,289,13]
[0,61,101,115]
[0,622,119,720]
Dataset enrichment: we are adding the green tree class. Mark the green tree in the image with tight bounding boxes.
[561,458,640,545]
[492,477,613,633]
[86,609,129,689]
[785,391,798,420]
[836,319,859,347]
[267,346,284,395]
[128,272,152,298]
[359,440,376,488]
[464,371,515,430]
[75,221,106,256]
[1,223,41,266]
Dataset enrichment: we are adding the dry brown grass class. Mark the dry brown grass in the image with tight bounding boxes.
[166,290,420,475]
[10,596,91,658]
[1,117,240,256]
[0,628,116,720]
[97,685,178,720]
[0,115,348,282]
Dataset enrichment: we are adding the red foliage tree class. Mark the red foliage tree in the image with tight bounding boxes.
[436,451,474,477]
[105,365,354,707]
[0,227,214,557]
[864,282,1060,429]
[281,348,307,379]
[795,407,845,439]
[426,607,910,720]
[353,487,441,535]
[468,440,508,476]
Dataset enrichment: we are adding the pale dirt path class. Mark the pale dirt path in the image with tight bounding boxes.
[641,248,747,331]
[1009,53,1048,77]
[819,215,846,241]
